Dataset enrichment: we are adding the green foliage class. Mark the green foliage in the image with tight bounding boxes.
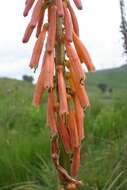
[0,71,127,190]
[22,75,34,83]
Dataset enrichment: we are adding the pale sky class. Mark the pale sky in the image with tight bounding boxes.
[0,0,125,80]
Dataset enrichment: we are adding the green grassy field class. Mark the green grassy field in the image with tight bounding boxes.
[0,66,127,190]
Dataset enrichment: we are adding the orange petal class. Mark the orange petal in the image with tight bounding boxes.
[73,0,83,10]
[43,52,54,90]
[47,5,57,52]
[30,0,44,27]
[67,111,80,151]
[58,118,72,153]
[66,43,84,83]
[36,7,45,38]
[23,0,35,17]
[69,66,90,108]
[57,65,69,115]
[71,147,80,177]
[47,91,58,137]
[67,94,71,112]
[29,24,47,69]
[32,54,46,107]
[73,31,95,72]
[63,3,73,42]
[67,0,79,36]
[75,84,90,109]
[22,23,35,43]
[73,94,85,141]
[78,85,90,109]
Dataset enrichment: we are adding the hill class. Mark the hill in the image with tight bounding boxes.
[87,66,127,89]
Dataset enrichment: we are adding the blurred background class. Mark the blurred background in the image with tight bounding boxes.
[0,0,127,190]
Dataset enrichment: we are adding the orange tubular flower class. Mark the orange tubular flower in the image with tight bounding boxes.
[63,3,73,43]
[77,85,90,109]
[67,111,80,151]
[73,94,85,142]
[67,0,79,36]
[29,24,47,69]
[36,6,45,38]
[33,76,45,107]
[66,43,84,83]
[47,5,57,52]
[57,65,69,116]
[30,0,43,27]
[58,119,71,153]
[32,58,46,107]
[43,52,54,90]
[69,65,90,108]
[55,0,64,17]
[73,31,95,72]
[71,147,80,177]
[73,76,90,109]
[73,0,83,10]
[47,91,58,137]
[23,0,35,17]
[22,23,35,43]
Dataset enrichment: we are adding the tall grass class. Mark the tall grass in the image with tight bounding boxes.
[0,78,127,189]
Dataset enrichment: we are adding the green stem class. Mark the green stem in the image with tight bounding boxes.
[55,15,71,189]
[55,17,64,66]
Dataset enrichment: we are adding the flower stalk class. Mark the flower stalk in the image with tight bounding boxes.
[22,0,95,189]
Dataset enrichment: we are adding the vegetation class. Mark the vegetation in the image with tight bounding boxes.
[22,75,34,83]
[0,66,127,189]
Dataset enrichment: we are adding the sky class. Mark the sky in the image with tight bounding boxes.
[0,0,125,80]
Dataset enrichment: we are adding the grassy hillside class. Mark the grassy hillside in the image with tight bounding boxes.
[87,66,127,89]
[0,66,127,190]
[0,77,47,129]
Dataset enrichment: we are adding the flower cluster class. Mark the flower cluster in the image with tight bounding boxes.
[23,0,94,188]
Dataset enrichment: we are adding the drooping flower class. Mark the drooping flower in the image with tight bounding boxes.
[30,0,44,27]
[66,43,84,83]
[47,90,58,137]
[63,3,73,42]
[22,23,35,43]
[43,52,54,90]
[23,0,35,17]
[32,54,46,107]
[29,23,47,69]
[58,118,71,153]
[57,65,69,116]
[36,6,45,37]
[73,0,83,10]
[73,94,85,142]
[67,111,80,151]
[47,5,57,52]
[73,31,95,71]
[67,0,79,36]
[71,146,80,177]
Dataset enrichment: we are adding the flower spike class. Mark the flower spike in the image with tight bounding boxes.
[22,0,94,188]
